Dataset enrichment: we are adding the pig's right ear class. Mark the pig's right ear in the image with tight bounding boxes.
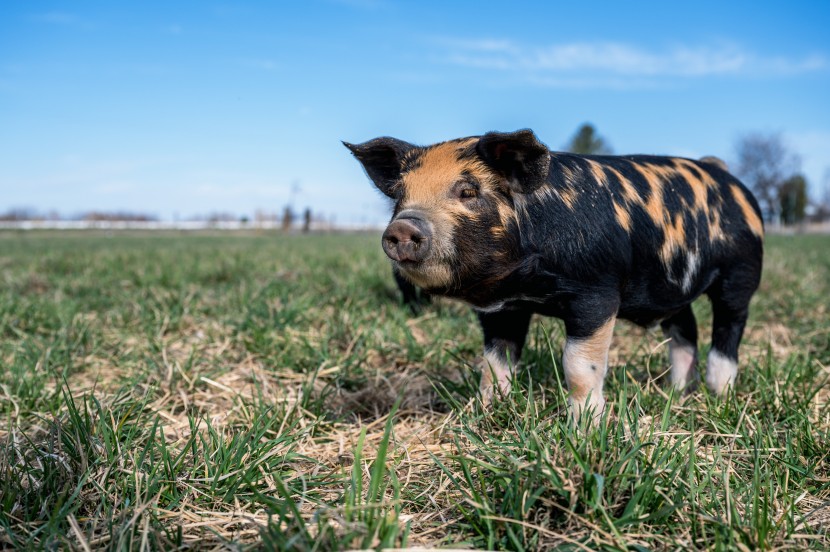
[343,137,415,198]
[477,129,551,194]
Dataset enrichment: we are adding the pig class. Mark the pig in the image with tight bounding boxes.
[344,129,763,419]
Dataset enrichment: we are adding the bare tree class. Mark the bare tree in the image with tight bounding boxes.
[564,123,613,155]
[734,132,801,223]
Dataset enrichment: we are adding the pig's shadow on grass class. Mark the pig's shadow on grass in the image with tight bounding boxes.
[324,363,476,423]
[368,279,432,316]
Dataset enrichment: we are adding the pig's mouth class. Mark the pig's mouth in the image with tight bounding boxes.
[395,258,453,291]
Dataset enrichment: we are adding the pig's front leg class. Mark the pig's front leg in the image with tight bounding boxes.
[477,308,533,401]
[563,308,618,423]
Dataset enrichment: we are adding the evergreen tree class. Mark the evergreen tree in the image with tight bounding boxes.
[565,123,613,155]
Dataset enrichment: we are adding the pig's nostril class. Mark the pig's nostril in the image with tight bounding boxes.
[382,217,431,263]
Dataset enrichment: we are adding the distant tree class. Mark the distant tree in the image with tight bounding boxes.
[302,208,311,233]
[564,123,613,155]
[82,211,156,222]
[207,212,235,224]
[821,170,830,223]
[778,174,808,225]
[0,207,38,221]
[281,206,294,231]
[734,132,800,223]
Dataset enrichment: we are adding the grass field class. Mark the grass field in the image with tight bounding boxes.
[0,230,828,550]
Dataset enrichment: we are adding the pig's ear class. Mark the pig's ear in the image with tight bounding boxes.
[343,137,416,198]
[477,129,550,194]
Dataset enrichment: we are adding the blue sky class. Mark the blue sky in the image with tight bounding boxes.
[1,1,828,224]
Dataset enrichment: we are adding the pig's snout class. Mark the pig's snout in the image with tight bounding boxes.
[382,216,431,263]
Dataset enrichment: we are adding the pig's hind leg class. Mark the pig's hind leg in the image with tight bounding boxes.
[660,305,699,391]
[705,266,760,395]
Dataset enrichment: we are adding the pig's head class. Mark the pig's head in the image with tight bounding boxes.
[344,129,550,294]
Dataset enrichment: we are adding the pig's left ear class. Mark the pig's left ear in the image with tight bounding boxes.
[477,129,551,194]
[343,137,416,198]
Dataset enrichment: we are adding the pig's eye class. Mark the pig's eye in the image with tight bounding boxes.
[459,187,478,199]
[452,177,480,202]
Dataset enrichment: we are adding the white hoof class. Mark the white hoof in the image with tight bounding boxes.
[706,349,737,395]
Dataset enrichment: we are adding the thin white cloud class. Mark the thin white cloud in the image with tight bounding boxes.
[523,75,667,91]
[436,38,827,81]
[530,43,746,76]
[760,54,827,76]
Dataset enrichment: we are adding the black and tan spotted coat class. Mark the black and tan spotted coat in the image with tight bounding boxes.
[345,129,763,420]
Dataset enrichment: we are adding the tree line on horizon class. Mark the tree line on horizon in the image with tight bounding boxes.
[1,124,826,227]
